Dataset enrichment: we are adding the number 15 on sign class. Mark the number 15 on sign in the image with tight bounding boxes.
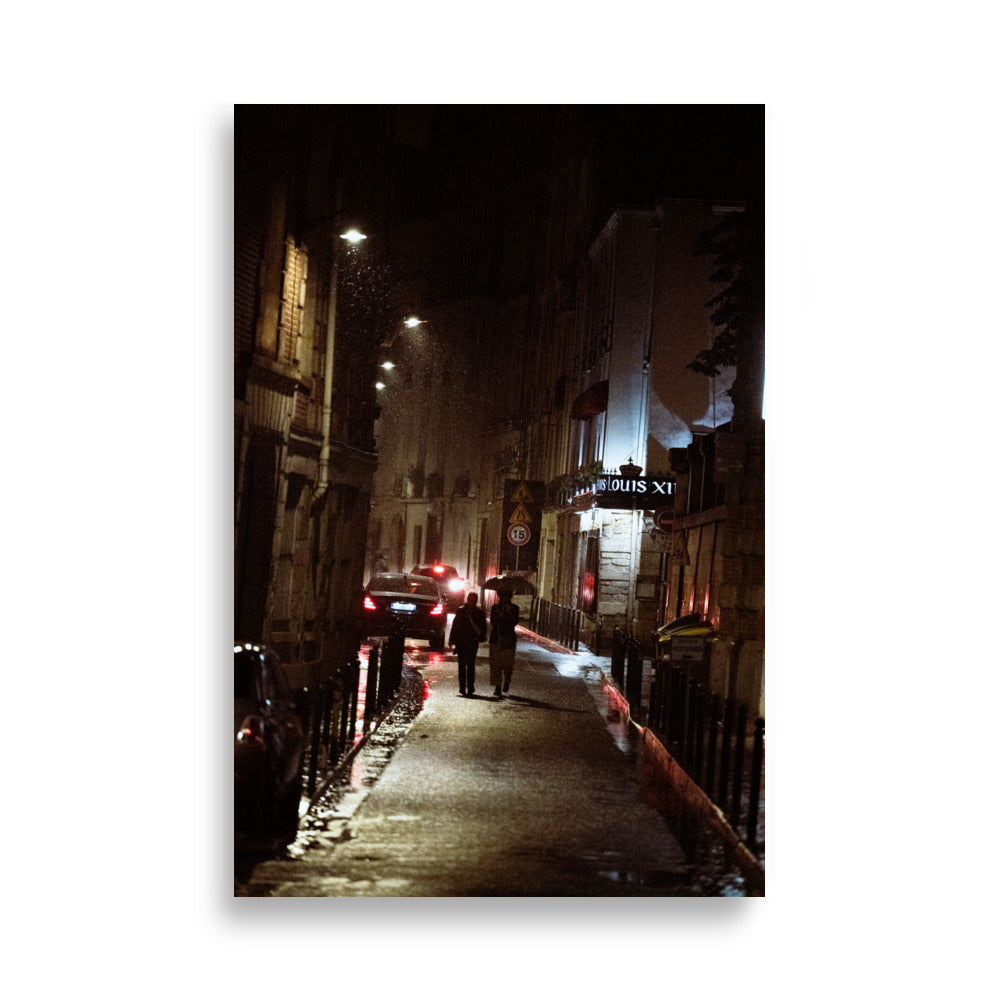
[507,523,530,546]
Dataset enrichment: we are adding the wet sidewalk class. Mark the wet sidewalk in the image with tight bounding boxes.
[237,630,695,896]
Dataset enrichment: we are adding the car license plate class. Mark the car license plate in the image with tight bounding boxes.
[390,601,417,612]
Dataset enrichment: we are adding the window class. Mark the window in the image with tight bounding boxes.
[278,239,307,366]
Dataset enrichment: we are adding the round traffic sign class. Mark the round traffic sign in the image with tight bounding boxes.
[653,507,674,532]
[507,523,531,546]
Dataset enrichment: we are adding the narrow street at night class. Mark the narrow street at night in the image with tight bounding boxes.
[235,626,751,896]
[13,20,1000,1000]
[233,104,769,901]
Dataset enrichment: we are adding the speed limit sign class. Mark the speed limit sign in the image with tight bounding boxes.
[507,523,531,546]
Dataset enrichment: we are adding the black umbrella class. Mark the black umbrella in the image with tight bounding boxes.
[482,574,537,595]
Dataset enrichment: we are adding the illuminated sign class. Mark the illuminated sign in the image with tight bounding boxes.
[593,475,675,509]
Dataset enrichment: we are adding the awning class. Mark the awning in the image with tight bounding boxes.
[570,379,608,420]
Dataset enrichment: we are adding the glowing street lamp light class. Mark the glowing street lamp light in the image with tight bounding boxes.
[381,361,395,371]
[404,316,423,328]
[319,227,368,497]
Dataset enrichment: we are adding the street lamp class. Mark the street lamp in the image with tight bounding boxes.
[404,316,424,328]
[318,228,369,499]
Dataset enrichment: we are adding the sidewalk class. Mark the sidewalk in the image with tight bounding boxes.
[245,628,693,896]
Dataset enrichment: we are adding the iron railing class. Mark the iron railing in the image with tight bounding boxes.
[299,623,408,797]
[610,627,764,856]
[528,597,583,650]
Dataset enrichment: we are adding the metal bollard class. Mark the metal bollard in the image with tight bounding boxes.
[611,628,626,688]
[746,717,764,854]
[337,661,353,754]
[364,644,380,730]
[347,657,360,749]
[320,674,334,749]
[692,683,706,786]
[649,663,663,731]
[306,684,322,796]
[625,637,643,711]
[382,621,405,705]
[729,701,748,825]
[704,693,721,798]
[718,698,735,808]
[681,671,693,753]
[662,665,677,746]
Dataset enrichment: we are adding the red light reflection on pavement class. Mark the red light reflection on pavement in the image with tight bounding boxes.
[353,647,371,746]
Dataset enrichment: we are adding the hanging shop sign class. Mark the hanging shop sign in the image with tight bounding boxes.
[592,474,676,509]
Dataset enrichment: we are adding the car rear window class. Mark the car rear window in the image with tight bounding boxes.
[369,575,440,597]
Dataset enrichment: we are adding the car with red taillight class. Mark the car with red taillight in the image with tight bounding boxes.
[234,643,306,851]
[410,563,466,611]
[363,572,448,650]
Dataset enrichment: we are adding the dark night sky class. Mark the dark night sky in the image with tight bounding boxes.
[387,104,763,227]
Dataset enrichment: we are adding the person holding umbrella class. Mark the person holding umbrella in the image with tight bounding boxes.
[488,588,520,696]
[447,591,487,695]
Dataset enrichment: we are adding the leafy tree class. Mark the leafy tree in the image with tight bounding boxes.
[689,205,764,427]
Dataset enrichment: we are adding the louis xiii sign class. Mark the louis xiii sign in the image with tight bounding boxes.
[592,474,675,509]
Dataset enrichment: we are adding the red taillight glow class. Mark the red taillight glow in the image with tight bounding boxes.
[236,716,265,746]
[432,564,445,575]
[430,602,445,616]
[363,595,377,611]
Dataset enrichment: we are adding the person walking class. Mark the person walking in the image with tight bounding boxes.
[448,591,487,696]
[488,589,520,696]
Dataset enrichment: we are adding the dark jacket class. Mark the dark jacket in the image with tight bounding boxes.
[489,600,519,647]
[448,604,487,648]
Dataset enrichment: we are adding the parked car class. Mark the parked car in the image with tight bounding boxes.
[410,563,466,611]
[364,573,448,649]
[234,643,306,851]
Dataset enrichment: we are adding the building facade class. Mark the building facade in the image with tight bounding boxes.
[234,107,393,686]
[361,107,764,711]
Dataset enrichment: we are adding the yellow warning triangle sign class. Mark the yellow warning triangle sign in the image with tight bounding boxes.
[511,482,533,502]
[509,502,532,523]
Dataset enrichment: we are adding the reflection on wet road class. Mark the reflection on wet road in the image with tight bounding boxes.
[235,636,753,896]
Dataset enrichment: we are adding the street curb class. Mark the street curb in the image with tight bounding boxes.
[513,624,580,655]
[602,671,765,895]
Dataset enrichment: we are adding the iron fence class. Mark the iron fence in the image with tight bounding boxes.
[528,597,583,650]
[611,628,764,856]
[299,623,408,797]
